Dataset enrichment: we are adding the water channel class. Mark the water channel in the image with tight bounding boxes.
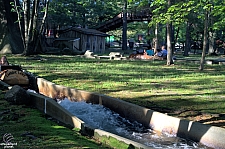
[58,98,210,149]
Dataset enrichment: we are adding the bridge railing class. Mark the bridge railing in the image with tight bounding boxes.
[124,8,152,19]
[95,7,152,32]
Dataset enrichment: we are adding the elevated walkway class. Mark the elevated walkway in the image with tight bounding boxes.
[95,8,152,32]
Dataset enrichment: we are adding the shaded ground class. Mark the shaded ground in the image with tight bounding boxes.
[0,90,112,148]
[85,50,225,129]
[176,110,225,128]
[5,54,225,131]
[0,83,224,149]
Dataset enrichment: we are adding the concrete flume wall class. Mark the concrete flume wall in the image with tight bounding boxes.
[29,80,152,149]
[35,77,225,149]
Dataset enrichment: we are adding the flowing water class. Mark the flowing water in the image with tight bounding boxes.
[58,98,209,149]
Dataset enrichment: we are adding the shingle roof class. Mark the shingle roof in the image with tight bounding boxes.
[62,27,109,37]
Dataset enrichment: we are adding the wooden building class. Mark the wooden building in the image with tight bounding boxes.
[54,27,109,54]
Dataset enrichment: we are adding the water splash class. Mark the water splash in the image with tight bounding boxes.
[58,98,208,149]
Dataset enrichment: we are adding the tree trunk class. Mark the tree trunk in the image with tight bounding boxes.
[34,0,49,54]
[171,25,175,54]
[208,31,215,55]
[166,22,174,65]
[199,11,209,71]
[166,0,174,65]
[122,0,127,51]
[23,0,46,55]
[184,21,191,56]
[31,0,39,42]
[208,5,215,55]
[147,21,152,47]
[154,23,159,53]
[1,0,24,54]
[174,26,179,48]
[23,0,33,55]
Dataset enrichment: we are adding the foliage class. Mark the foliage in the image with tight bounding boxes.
[211,0,225,31]
[48,0,122,27]
[108,22,150,42]
[149,1,197,26]
[148,0,225,35]
[3,0,225,56]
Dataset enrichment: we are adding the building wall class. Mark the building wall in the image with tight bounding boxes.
[60,30,106,53]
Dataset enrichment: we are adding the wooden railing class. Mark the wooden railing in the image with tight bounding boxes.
[95,8,152,32]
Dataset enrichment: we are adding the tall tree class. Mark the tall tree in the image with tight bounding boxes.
[183,21,191,56]
[48,0,121,28]
[22,0,49,55]
[122,0,127,51]
[199,2,210,70]
[1,0,24,54]
[154,23,159,52]
[166,0,174,65]
[149,0,175,65]
[1,0,49,55]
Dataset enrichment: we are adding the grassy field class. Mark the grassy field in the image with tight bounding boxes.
[0,93,114,148]
[1,53,225,148]
[9,54,225,119]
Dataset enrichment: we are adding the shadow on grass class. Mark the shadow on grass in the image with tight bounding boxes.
[121,91,225,129]
[5,55,225,149]
[0,97,111,149]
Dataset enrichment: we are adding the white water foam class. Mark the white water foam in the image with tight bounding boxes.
[58,98,209,149]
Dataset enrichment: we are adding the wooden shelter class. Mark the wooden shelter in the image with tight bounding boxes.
[55,27,109,54]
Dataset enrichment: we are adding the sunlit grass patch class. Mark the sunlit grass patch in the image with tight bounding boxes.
[7,55,225,116]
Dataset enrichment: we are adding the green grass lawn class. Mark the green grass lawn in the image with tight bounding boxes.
[1,53,225,148]
[0,91,113,149]
[8,54,225,115]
